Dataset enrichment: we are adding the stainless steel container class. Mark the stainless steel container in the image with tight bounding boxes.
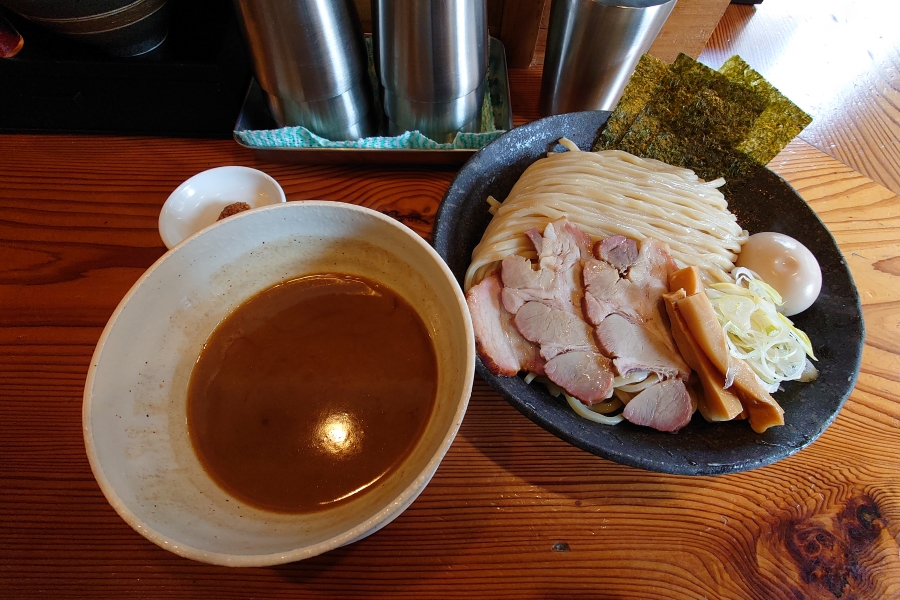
[372,0,487,141]
[266,80,380,141]
[539,0,677,116]
[234,0,377,139]
[373,0,487,102]
[382,84,484,142]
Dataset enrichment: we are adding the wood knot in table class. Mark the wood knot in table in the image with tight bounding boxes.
[781,494,885,598]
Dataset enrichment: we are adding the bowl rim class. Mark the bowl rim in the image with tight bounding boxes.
[84,200,475,566]
[157,165,287,250]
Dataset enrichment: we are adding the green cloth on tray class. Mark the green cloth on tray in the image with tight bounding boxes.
[235,123,505,150]
[235,127,505,150]
[235,81,505,151]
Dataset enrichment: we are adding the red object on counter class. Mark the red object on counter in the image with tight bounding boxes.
[0,13,23,58]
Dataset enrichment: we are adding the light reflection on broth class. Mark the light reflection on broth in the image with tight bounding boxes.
[187,274,438,514]
[316,411,361,456]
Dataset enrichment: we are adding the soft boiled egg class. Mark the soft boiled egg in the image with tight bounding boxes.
[735,232,822,316]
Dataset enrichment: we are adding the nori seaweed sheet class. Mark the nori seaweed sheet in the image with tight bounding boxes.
[615,54,768,181]
[593,54,669,151]
[718,55,813,164]
[594,53,812,184]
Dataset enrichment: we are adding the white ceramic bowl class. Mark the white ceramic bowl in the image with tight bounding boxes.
[158,166,286,250]
[84,201,475,566]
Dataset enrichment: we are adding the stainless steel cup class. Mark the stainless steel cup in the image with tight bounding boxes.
[539,0,677,116]
[266,78,380,141]
[372,0,487,140]
[234,0,377,139]
[382,84,484,142]
[373,0,487,102]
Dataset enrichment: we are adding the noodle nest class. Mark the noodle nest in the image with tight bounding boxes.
[465,143,748,291]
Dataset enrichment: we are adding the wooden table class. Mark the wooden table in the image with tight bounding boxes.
[3,5,900,599]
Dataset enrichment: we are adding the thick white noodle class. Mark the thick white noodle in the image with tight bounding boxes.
[565,394,625,425]
[465,147,748,290]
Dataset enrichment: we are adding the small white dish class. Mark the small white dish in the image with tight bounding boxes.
[158,166,286,249]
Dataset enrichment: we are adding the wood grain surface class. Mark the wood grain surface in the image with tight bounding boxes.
[2,136,899,599]
[3,6,900,599]
[700,0,900,198]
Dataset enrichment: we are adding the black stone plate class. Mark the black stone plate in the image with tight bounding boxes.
[433,110,865,476]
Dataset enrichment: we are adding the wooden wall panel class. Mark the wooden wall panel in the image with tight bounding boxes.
[499,0,548,68]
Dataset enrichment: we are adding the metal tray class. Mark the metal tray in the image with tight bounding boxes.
[233,37,512,166]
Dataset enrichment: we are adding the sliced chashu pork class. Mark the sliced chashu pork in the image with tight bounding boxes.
[582,237,678,329]
[583,237,688,380]
[582,257,642,325]
[466,272,545,377]
[622,378,693,432]
[496,219,616,404]
[469,219,696,430]
[501,219,592,315]
[627,237,679,324]
[514,300,614,403]
[596,235,639,274]
[581,235,694,430]
[514,301,596,360]
[543,351,616,405]
[594,313,690,380]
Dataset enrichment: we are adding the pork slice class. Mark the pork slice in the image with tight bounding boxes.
[466,273,546,376]
[564,220,594,259]
[594,313,690,379]
[582,258,620,297]
[500,254,555,314]
[514,301,596,361]
[583,293,616,328]
[596,235,639,273]
[582,258,642,325]
[626,238,678,322]
[627,237,677,288]
[544,350,615,404]
[622,379,693,432]
[538,219,593,265]
[642,314,683,365]
[616,237,686,364]
[501,218,590,314]
[524,228,543,254]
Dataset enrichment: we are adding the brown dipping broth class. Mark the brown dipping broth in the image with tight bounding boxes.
[187,274,438,514]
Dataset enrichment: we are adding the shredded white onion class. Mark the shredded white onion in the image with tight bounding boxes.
[706,269,816,388]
